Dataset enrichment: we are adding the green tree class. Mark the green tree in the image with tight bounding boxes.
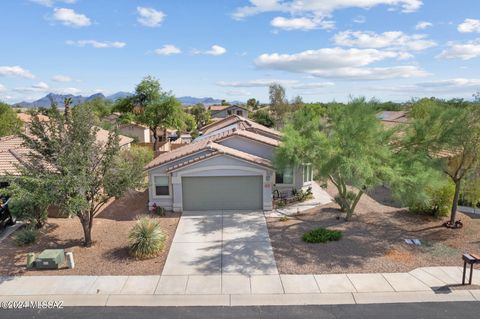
[81,97,113,119]
[269,84,289,126]
[0,102,22,137]
[21,104,146,246]
[402,100,480,227]
[275,99,395,220]
[250,109,274,128]
[189,104,211,128]
[246,98,260,110]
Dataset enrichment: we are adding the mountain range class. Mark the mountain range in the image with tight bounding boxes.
[15,93,242,108]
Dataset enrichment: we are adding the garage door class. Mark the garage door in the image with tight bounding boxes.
[182,176,263,211]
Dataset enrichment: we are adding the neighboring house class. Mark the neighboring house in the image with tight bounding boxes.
[145,115,313,212]
[208,105,249,118]
[96,127,133,149]
[377,111,409,128]
[119,123,152,143]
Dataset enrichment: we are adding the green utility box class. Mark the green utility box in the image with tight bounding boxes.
[34,249,65,269]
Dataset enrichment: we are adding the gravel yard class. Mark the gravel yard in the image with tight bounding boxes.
[0,190,180,276]
[267,184,480,274]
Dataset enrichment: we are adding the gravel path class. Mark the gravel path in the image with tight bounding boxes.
[267,184,480,274]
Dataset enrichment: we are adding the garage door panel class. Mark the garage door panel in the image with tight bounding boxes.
[182,176,263,211]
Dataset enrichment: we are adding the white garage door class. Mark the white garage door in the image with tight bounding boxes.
[182,176,263,211]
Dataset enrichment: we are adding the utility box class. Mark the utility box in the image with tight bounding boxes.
[34,249,65,269]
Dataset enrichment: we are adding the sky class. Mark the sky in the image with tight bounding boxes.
[1,0,480,104]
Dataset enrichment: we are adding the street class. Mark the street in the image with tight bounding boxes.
[1,302,479,319]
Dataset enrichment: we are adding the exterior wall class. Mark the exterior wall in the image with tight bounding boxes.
[218,136,275,160]
[119,125,150,143]
[148,154,273,212]
[212,107,247,118]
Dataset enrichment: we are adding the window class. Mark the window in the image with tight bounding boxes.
[303,164,313,182]
[236,110,243,116]
[154,176,169,196]
[227,110,232,115]
[275,167,294,184]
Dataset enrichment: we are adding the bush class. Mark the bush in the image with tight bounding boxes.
[302,228,342,243]
[9,196,48,229]
[14,227,38,246]
[128,217,166,259]
[409,182,455,217]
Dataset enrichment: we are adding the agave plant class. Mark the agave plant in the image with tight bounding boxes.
[128,217,166,259]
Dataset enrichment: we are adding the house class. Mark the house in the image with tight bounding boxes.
[118,123,152,143]
[145,115,313,212]
[208,105,249,118]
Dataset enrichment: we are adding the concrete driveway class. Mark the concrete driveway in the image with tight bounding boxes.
[162,211,278,275]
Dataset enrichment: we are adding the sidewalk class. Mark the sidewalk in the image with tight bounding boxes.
[0,267,479,307]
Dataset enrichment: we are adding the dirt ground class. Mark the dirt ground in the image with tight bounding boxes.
[0,190,180,276]
[267,183,480,274]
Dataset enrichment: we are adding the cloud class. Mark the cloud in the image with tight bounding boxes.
[51,74,76,82]
[216,79,300,87]
[333,30,437,51]
[14,82,50,93]
[437,39,480,60]
[255,47,429,80]
[233,0,423,20]
[52,8,91,27]
[193,45,227,56]
[154,45,181,56]
[373,78,480,94]
[353,15,366,24]
[458,18,480,33]
[66,40,126,48]
[270,16,334,30]
[0,66,35,79]
[30,0,76,6]
[291,82,335,89]
[137,7,165,27]
[415,21,432,30]
[0,84,6,93]
[225,89,251,96]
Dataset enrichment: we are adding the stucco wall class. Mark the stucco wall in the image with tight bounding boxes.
[218,136,275,160]
[212,107,246,118]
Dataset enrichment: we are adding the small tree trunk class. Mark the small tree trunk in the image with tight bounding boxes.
[152,129,158,152]
[345,190,364,221]
[80,215,93,247]
[450,179,461,225]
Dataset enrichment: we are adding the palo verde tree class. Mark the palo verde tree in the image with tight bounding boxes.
[0,102,22,137]
[402,99,480,227]
[275,99,395,220]
[21,104,146,246]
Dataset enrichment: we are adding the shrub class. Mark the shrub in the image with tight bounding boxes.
[279,215,289,222]
[409,182,455,217]
[128,217,166,259]
[14,227,38,246]
[302,228,342,243]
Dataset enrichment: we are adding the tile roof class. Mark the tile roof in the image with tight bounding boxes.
[209,104,249,115]
[0,136,30,176]
[200,115,281,138]
[95,127,133,147]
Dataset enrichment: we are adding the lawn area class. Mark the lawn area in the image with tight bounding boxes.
[267,183,480,274]
[0,190,180,276]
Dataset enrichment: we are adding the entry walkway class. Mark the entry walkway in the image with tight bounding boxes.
[0,267,479,306]
[162,210,278,276]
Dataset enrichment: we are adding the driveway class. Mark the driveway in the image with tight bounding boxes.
[162,211,278,275]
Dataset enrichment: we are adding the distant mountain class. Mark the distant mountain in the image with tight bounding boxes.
[15,92,241,108]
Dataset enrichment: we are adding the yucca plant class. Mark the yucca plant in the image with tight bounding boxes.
[128,217,166,259]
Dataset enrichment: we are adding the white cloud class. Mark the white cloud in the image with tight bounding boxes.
[255,47,429,80]
[217,79,300,87]
[292,82,335,89]
[353,15,366,24]
[0,84,6,93]
[233,0,423,20]
[14,82,50,93]
[194,45,227,56]
[415,21,432,30]
[225,89,251,96]
[0,66,35,79]
[30,0,76,6]
[270,16,334,30]
[416,78,480,89]
[333,30,437,51]
[66,40,126,48]
[373,78,480,94]
[437,39,480,60]
[51,74,75,82]
[55,87,82,95]
[52,8,91,27]
[32,82,49,90]
[458,18,480,33]
[154,45,181,56]
[137,7,165,27]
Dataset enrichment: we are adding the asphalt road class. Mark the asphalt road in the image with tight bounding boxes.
[1,302,480,319]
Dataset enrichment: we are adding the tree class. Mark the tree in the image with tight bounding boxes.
[290,96,304,111]
[275,99,395,220]
[0,102,22,137]
[402,100,480,227]
[269,84,289,127]
[250,109,274,128]
[246,98,260,110]
[189,104,211,128]
[21,104,146,246]
[80,97,113,119]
